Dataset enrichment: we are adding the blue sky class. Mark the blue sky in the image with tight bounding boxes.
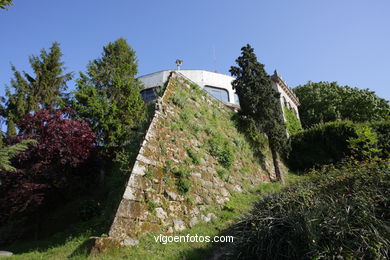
[1,0,389,100]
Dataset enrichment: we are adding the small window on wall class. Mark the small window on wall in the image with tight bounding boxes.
[204,86,229,103]
[141,88,157,102]
[234,93,240,105]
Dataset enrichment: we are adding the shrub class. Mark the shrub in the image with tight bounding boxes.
[370,120,390,157]
[347,124,381,160]
[288,121,389,171]
[171,165,191,195]
[0,108,96,224]
[171,96,185,109]
[208,133,233,169]
[231,162,390,259]
[186,149,200,165]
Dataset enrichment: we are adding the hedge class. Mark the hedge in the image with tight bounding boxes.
[288,120,390,171]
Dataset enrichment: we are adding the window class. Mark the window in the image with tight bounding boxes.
[141,88,157,101]
[234,93,240,105]
[204,86,229,103]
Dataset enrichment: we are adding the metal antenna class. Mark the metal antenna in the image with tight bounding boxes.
[176,59,183,71]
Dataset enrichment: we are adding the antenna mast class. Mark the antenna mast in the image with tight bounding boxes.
[175,59,183,71]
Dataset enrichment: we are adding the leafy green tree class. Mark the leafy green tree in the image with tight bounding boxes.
[72,38,145,152]
[294,81,390,129]
[230,44,288,183]
[1,42,72,136]
[0,0,13,10]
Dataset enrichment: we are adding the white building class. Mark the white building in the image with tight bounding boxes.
[139,69,300,118]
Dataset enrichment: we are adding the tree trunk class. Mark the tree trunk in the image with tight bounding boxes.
[270,145,284,184]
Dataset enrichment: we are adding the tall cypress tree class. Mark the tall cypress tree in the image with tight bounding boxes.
[2,42,72,136]
[72,38,145,152]
[230,44,287,183]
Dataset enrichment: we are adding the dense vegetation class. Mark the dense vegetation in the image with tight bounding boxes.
[230,161,390,259]
[72,38,145,154]
[284,106,302,135]
[294,81,390,129]
[288,120,390,171]
[230,44,287,183]
[0,39,147,246]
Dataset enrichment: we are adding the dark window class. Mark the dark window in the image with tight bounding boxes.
[141,88,157,102]
[204,86,229,103]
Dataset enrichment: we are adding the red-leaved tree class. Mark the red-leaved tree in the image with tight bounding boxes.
[0,108,96,225]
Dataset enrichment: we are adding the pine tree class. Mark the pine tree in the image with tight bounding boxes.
[72,38,145,152]
[0,0,13,10]
[230,44,287,183]
[2,42,72,135]
[0,139,36,171]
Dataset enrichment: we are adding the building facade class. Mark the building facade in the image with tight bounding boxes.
[139,69,299,117]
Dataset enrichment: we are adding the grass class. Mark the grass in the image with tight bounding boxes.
[3,78,294,259]
[230,161,390,259]
[3,177,297,260]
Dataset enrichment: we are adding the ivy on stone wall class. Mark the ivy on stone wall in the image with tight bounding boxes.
[284,106,302,135]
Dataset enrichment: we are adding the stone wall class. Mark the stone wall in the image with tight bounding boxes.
[108,72,276,245]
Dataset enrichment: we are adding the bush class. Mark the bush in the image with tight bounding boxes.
[208,133,233,169]
[288,121,389,171]
[231,162,390,259]
[288,121,357,171]
[0,108,96,224]
[171,165,191,195]
[370,120,390,157]
[186,149,201,165]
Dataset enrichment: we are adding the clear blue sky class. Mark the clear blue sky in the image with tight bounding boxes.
[1,0,389,100]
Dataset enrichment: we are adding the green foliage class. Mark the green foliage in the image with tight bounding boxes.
[288,121,389,171]
[0,139,36,171]
[370,120,390,157]
[2,42,72,134]
[347,124,381,160]
[5,119,16,138]
[208,133,233,169]
[0,0,13,10]
[294,81,390,129]
[230,44,287,154]
[171,165,191,194]
[147,201,158,212]
[72,38,145,152]
[231,162,390,259]
[230,44,287,182]
[171,95,185,108]
[186,148,201,165]
[284,106,302,135]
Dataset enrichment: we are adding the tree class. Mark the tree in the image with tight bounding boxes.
[1,42,72,136]
[230,44,287,183]
[15,108,96,171]
[0,140,35,171]
[294,81,390,129]
[72,38,145,153]
[0,108,96,223]
[0,0,13,10]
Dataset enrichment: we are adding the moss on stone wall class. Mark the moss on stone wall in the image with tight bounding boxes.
[109,73,279,244]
